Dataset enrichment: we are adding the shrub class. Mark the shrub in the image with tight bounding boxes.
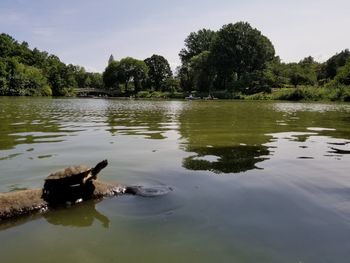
[137,91,152,98]
[245,92,271,100]
[271,87,323,101]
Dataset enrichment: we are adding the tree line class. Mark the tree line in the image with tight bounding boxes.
[176,22,350,99]
[102,54,175,96]
[1,21,350,99]
[0,33,103,96]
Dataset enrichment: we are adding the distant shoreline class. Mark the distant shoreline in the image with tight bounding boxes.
[2,85,349,102]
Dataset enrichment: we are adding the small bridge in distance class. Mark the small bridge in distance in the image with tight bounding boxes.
[74,88,119,97]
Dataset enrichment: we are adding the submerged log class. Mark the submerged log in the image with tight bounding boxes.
[0,180,125,221]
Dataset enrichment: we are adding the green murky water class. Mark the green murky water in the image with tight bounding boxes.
[0,97,350,262]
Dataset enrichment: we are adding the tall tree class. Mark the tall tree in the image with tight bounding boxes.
[144,54,172,91]
[177,64,193,92]
[102,60,120,89]
[0,33,100,96]
[118,57,148,94]
[318,49,350,80]
[0,33,17,58]
[103,57,148,94]
[189,51,214,93]
[330,59,350,86]
[88,72,103,89]
[210,22,275,89]
[178,29,216,91]
[179,29,216,64]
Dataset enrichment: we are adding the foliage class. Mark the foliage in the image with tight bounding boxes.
[0,33,103,96]
[189,51,215,93]
[318,49,350,80]
[0,57,51,96]
[272,87,315,101]
[102,61,120,89]
[269,86,350,101]
[331,59,350,85]
[2,23,350,101]
[144,54,172,91]
[118,57,148,94]
[210,22,275,90]
[177,29,216,93]
[179,29,216,64]
[287,63,317,87]
[176,22,350,101]
[136,90,184,99]
[177,22,276,93]
[136,91,152,98]
[244,92,271,100]
[177,64,193,92]
[102,57,149,95]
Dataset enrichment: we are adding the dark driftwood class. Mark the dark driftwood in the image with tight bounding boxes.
[0,180,125,221]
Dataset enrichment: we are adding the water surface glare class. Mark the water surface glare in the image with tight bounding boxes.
[1,97,350,262]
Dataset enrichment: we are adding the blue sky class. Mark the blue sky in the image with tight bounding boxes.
[1,0,349,72]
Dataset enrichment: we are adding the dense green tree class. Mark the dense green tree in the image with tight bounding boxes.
[287,63,316,87]
[74,66,89,88]
[0,59,7,76]
[177,64,193,92]
[0,33,102,96]
[29,48,48,68]
[44,55,69,96]
[0,33,16,58]
[318,49,350,80]
[299,56,316,66]
[103,57,148,94]
[179,29,216,64]
[64,64,79,90]
[257,57,318,89]
[2,28,350,99]
[144,54,172,91]
[261,57,290,88]
[0,59,9,95]
[118,57,148,94]
[102,60,120,89]
[297,57,318,85]
[22,65,52,96]
[177,29,216,92]
[230,70,272,94]
[330,59,350,85]
[88,72,103,89]
[289,64,310,88]
[211,22,275,90]
[0,57,51,96]
[189,51,214,93]
[210,22,275,90]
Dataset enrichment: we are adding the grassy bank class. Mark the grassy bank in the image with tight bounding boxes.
[245,85,350,102]
[134,86,350,102]
[136,91,184,99]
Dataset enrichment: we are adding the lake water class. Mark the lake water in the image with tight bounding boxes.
[0,97,350,263]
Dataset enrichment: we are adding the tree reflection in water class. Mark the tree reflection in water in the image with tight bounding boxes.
[183,145,269,174]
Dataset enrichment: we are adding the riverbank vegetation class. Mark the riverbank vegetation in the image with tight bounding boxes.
[175,22,350,101]
[1,21,350,101]
[0,33,103,96]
